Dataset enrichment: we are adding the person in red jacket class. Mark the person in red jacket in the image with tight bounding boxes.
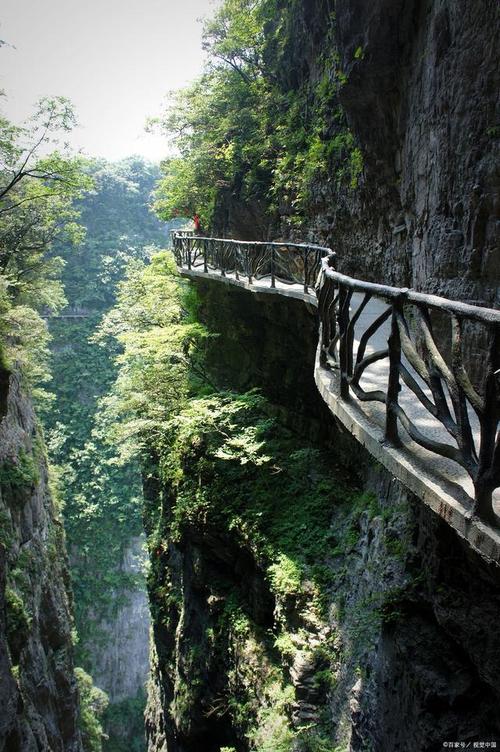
[193,213,203,235]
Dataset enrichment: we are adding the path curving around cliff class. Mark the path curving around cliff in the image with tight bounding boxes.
[177,262,500,566]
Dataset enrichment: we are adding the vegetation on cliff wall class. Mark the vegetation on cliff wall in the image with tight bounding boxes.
[41,158,175,750]
[105,252,500,749]
[2,0,498,748]
[102,255,416,750]
[153,0,361,233]
[146,390,363,751]
[0,398,86,750]
[43,158,165,659]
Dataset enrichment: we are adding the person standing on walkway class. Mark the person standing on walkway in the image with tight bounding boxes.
[193,213,204,236]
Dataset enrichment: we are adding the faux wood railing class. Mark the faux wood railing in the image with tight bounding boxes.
[172,232,327,293]
[173,232,500,524]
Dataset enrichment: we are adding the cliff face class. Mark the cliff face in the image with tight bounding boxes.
[145,1,500,747]
[88,536,149,705]
[333,0,499,302]
[144,283,500,751]
[0,369,82,752]
[215,0,499,305]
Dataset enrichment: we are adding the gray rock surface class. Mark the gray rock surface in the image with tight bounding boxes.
[87,535,150,704]
[216,0,499,308]
[0,369,82,752]
[334,0,500,304]
[145,282,500,750]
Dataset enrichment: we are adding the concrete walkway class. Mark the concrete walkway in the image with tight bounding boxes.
[179,264,500,564]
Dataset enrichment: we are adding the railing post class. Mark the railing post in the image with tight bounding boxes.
[474,326,500,523]
[221,242,226,277]
[187,236,192,270]
[235,242,240,281]
[385,299,403,446]
[271,245,275,288]
[248,247,253,285]
[338,285,350,400]
[317,273,329,368]
[303,250,308,294]
[204,239,208,272]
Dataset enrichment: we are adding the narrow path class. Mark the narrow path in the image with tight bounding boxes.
[177,259,500,564]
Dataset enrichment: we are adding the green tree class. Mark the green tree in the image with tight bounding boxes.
[0,97,91,399]
[152,0,362,231]
[0,97,91,311]
[76,667,109,752]
[95,251,207,462]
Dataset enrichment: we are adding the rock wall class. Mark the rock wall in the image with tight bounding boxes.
[190,279,327,438]
[214,0,499,306]
[0,369,82,752]
[146,1,500,747]
[145,281,500,751]
[88,536,150,704]
[333,0,500,303]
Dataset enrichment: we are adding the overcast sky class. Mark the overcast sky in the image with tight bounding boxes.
[0,0,216,162]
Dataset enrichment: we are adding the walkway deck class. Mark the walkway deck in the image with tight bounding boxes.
[178,260,500,565]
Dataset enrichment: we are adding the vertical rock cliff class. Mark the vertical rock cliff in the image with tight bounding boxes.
[134,0,500,748]
[211,0,499,306]
[143,283,500,750]
[333,0,499,302]
[88,536,149,705]
[0,369,82,752]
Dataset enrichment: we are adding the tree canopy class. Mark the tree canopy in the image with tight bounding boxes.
[0,97,91,398]
[152,0,361,232]
[0,97,91,311]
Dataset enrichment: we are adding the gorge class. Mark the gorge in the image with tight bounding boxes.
[0,0,499,751]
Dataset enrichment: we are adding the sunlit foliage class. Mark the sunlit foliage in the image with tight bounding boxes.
[96,252,208,462]
[0,97,92,399]
[76,667,109,752]
[153,0,362,230]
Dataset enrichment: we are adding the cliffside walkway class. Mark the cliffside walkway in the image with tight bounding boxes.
[172,232,500,564]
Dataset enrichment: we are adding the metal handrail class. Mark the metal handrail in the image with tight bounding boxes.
[176,233,331,252]
[173,232,500,523]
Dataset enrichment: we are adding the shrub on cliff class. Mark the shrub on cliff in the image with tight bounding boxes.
[76,667,109,752]
[152,0,362,230]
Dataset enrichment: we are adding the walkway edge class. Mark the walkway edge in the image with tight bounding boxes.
[179,268,318,306]
[179,266,500,566]
[314,345,500,566]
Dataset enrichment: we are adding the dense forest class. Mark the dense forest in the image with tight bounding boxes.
[0,0,499,751]
[42,158,170,751]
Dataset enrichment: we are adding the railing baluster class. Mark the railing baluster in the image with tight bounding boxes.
[385,299,402,446]
[318,276,334,368]
[219,241,225,276]
[172,231,500,522]
[338,285,351,400]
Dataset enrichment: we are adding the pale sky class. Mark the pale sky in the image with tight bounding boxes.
[0,0,217,162]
